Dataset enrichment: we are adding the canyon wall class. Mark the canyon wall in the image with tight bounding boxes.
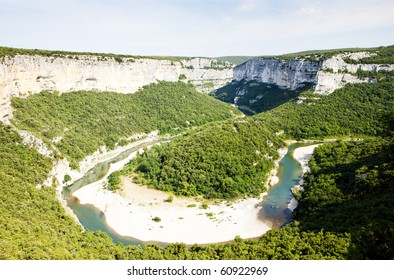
[0,54,233,123]
[233,58,321,90]
[233,52,394,95]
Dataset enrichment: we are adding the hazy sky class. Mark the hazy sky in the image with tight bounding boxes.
[1,0,393,57]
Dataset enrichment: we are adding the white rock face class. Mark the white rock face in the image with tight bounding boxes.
[315,53,394,94]
[320,51,393,73]
[314,72,366,95]
[0,55,233,122]
[18,130,52,157]
[232,52,394,95]
[233,58,322,90]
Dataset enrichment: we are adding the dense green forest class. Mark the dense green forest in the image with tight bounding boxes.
[118,119,283,199]
[12,81,240,167]
[293,138,394,259]
[2,92,393,259]
[0,123,123,259]
[257,79,393,139]
[0,121,360,259]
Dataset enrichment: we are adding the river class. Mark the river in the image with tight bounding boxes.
[259,143,307,227]
[64,142,311,245]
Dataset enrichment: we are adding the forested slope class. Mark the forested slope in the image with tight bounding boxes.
[257,79,393,139]
[293,138,393,259]
[11,81,240,167]
[0,123,123,259]
[213,80,309,115]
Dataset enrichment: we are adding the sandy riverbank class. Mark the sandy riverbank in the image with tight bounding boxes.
[266,147,288,188]
[293,144,320,174]
[71,142,321,244]
[70,143,292,244]
[73,176,271,244]
[40,131,160,225]
[44,131,160,192]
[289,144,320,207]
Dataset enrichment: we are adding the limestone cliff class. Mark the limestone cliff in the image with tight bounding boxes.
[315,52,394,94]
[0,54,233,123]
[215,51,393,115]
[233,52,394,95]
[233,58,321,90]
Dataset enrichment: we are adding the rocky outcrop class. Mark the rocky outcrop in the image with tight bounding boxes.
[233,58,321,90]
[315,52,394,94]
[0,54,233,123]
[216,51,394,114]
[232,52,394,96]
[18,130,52,157]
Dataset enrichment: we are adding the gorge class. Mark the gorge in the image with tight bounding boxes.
[0,45,393,260]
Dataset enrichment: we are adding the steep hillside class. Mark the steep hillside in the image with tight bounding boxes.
[256,79,393,139]
[233,59,321,90]
[294,138,394,259]
[0,123,122,259]
[11,81,240,167]
[2,119,391,259]
[214,80,310,115]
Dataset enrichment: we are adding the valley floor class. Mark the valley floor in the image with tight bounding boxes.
[73,176,271,244]
[71,143,319,245]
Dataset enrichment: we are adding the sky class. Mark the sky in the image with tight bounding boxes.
[1,0,393,57]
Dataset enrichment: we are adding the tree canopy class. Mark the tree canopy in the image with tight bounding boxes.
[12,81,240,167]
[121,119,283,199]
[257,79,394,139]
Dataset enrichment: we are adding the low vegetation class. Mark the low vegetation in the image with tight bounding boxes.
[215,56,255,66]
[106,171,122,192]
[152,217,161,223]
[0,46,188,62]
[344,45,394,64]
[260,46,386,62]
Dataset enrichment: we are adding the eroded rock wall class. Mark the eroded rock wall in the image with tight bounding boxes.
[0,55,233,123]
